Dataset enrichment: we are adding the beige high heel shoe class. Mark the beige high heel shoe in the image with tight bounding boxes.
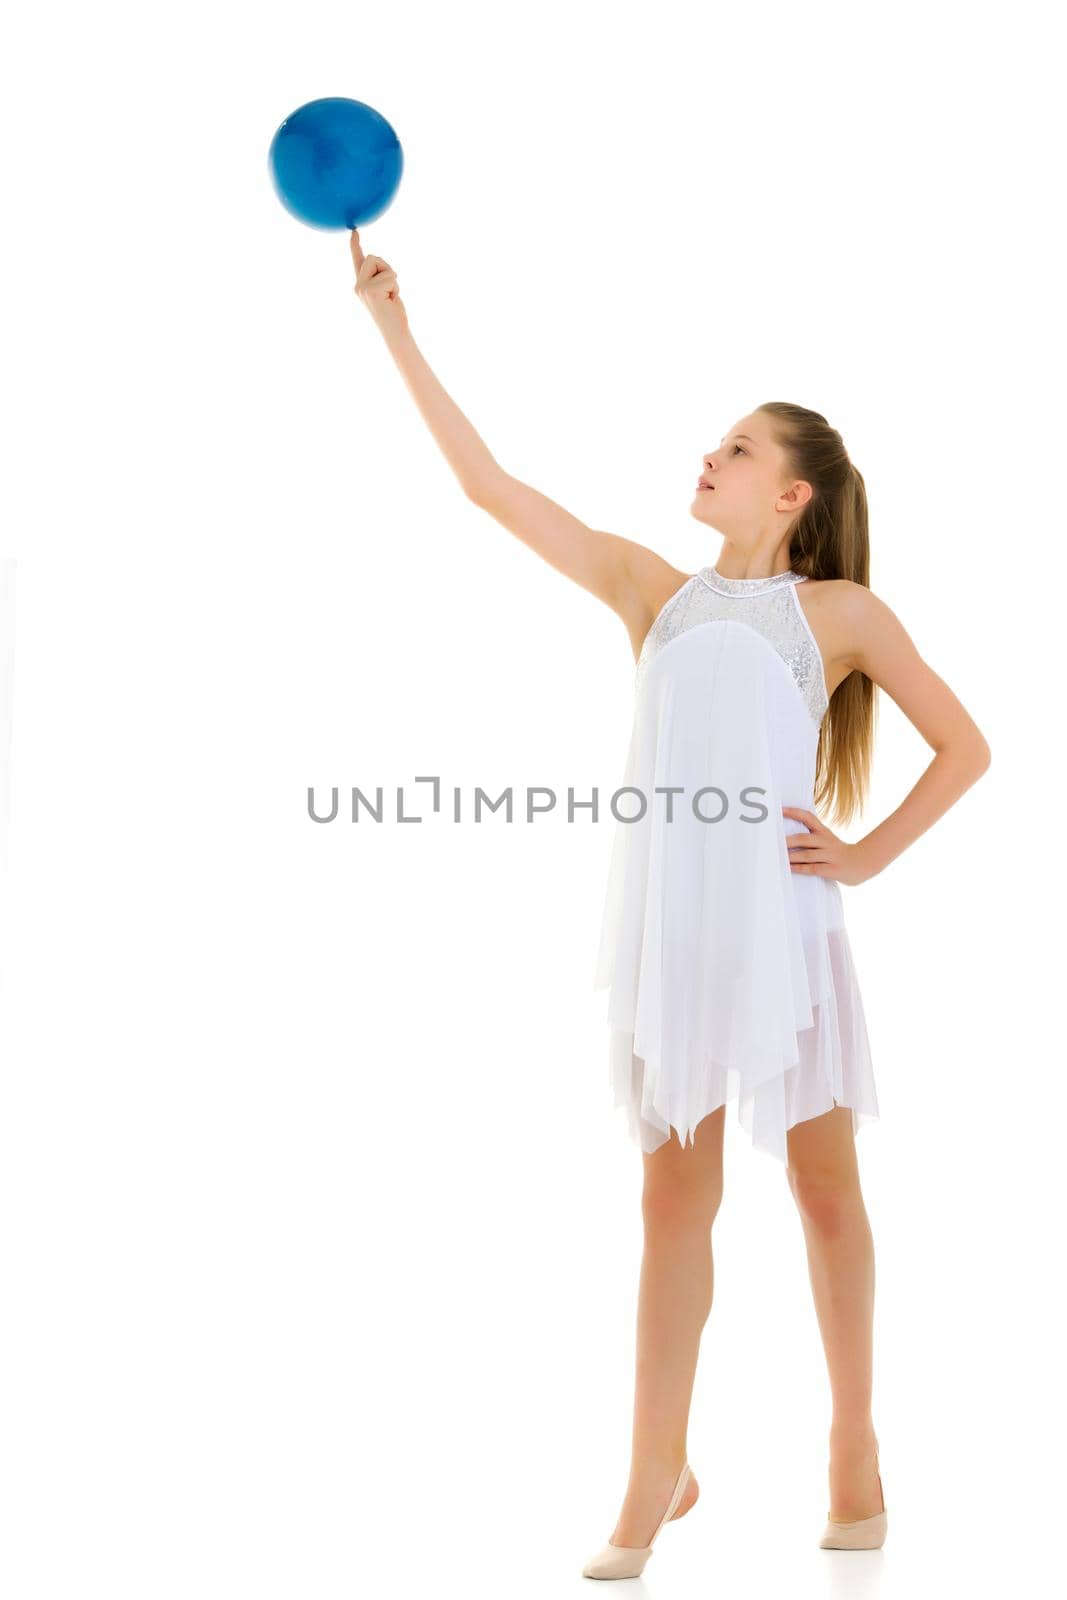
[818,1451,887,1549]
[582,1460,693,1580]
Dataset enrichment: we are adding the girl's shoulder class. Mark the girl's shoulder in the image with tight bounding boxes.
[799,576,882,617]
[795,576,887,646]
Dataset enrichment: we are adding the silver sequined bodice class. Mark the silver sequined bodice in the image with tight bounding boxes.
[635,565,829,726]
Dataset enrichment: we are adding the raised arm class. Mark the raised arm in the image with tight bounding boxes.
[349,230,687,658]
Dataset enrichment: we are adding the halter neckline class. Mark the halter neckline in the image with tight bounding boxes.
[698,565,806,596]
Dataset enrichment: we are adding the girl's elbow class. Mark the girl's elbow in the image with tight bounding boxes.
[941,730,991,779]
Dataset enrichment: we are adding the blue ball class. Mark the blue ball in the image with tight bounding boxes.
[268,97,403,231]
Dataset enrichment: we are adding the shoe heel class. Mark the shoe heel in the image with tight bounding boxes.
[818,1460,887,1550]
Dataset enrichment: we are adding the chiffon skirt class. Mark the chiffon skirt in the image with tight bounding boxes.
[594,619,880,1163]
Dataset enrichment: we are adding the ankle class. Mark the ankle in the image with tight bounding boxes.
[630,1445,689,1478]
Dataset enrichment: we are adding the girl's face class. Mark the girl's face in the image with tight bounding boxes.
[691,414,811,541]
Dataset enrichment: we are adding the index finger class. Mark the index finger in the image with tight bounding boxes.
[782,806,820,829]
[349,228,364,269]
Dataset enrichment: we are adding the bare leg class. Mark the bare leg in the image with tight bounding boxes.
[785,1104,883,1521]
[609,1105,725,1547]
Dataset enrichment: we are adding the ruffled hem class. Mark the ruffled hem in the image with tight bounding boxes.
[606,924,880,1163]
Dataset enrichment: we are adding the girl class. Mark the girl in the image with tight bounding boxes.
[348,230,991,1575]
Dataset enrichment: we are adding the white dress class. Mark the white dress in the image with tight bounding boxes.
[594,564,880,1163]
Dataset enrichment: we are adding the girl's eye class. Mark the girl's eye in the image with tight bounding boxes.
[732,444,745,455]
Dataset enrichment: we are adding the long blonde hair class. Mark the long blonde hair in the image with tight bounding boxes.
[756,401,876,826]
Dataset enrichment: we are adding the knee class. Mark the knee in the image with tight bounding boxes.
[786,1167,863,1237]
[642,1173,723,1232]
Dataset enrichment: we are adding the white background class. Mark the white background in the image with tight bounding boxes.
[1,2,1063,1595]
